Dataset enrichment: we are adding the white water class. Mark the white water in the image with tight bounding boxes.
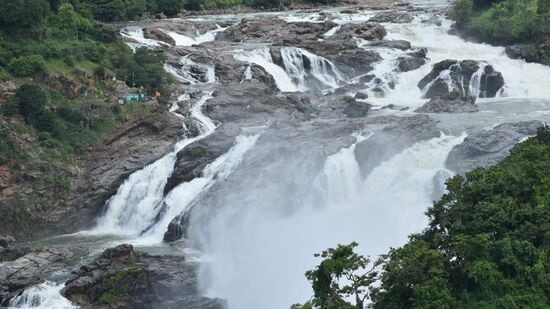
[85,92,216,238]
[235,46,344,92]
[9,282,75,309]
[162,25,225,46]
[234,47,300,92]
[197,133,465,309]
[164,56,216,85]
[367,17,550,106]
[138,133,261,243]
[121,26,164,50]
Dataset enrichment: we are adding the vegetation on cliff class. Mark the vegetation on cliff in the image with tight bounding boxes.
[0,0,172,237]
[297,126,550,308]
[450,0,550,64]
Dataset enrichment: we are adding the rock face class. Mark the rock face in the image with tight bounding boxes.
[354,114,441,177]
[366,39,411,50]
[418,60,504,98]
[0,247,79,306]
[332,22,387,41]
[343,97,372,118]
[217,17,336,44]
[370,11,414,23]
[62,244,225,309]
[446,121,544,174]
[415,91,478,113]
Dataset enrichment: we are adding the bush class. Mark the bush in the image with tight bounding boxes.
[8,55,46,77]
[449,0,474,27]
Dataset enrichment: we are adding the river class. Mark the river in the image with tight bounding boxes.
[8,1,550,308]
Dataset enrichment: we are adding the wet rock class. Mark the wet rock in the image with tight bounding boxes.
[397,56,426,72]
[0,246,31,262]
[446,121,544,174]
[0,247,78,305]
[343,97,372,117]
[164,123,241,194]
[418,59,504,98]
[354,114,440,177]
[163,219,184,242]
[505,44,536,61]
[0,235,15,248]
[415,91,478,113]
[63,244,226,309]
[366,39,411,50]
[143,27,176,45]
[331,22,387,41]
[370,11,414,23]
[407,47,428,59]
[355,92,369,100]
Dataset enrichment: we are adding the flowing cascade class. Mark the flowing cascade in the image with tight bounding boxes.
[9,282,75,309]
[280,47,344,90]
[88,92,216,237]
[162,25,225,46]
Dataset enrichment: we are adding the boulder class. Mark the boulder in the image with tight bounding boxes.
[370,11,414,23]
[0,235,15,248]
[343,97,372,117]
[366,39,411,50]
[397,56,426,72]
[415,91,478,113]
[62,244,226,309]
[446,121,544,174]
[418,60,504,98]
[331,22,387,41]
[143,27,176,45]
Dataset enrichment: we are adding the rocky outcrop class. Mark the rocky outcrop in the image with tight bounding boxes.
[397,48,428,72]
[62,244,225,309]
[415,91,478,113]
[354,114,441,177]
[164,123,241,194]
[343,96,372,117]
[370,11,414,23]
[418,60,504,98]
[446,121,544,174]
[217,17,336,44]
[366,39,411,50]
[331,22,387,41]
[0,246,81,306]
[143,27,176,45]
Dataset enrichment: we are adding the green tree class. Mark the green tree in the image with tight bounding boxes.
[158,0,183,17]
[295,242,380,309]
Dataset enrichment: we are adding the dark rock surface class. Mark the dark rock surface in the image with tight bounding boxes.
[415,91,478,113]
[63,244,225,309]
[354,114,441,177]
[366,39,411,50]
[0,247,80,306]
[446,121,544,174]
[418,60,504,98]
[370,11,414,23]
[331,22,387,41]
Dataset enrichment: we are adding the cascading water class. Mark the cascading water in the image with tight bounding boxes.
[164,56,216,85]
[86,92,216,238]
[8,282,75,309]
[280,47,344,90]
[234,46,343,92]
[195,133,466,309]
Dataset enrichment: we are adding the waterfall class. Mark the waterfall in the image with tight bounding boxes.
[164,56,216,85]
[234,47,300,92]
[140,133,261,242]
[195,133,466,309]
[280,47,344,90]
[86,92,216,237]
[9,282,75,309]
[120,26,164,50]
[469,62,487,97]
[234,47,343,92]
[162,25,225,46]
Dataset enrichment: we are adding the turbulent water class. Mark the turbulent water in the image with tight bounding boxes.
[11,2,550,308]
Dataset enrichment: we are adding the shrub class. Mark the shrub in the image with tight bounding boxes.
[8,55,46,77]
[450,0,474,27]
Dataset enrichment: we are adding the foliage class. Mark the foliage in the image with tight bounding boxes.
[0,0,51,27]
[372,127,550,308]
[8,55,46,77]
[298,127,550,308]
[450,0,550,43]
[295,242,380,309]
[99,264,148,304]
